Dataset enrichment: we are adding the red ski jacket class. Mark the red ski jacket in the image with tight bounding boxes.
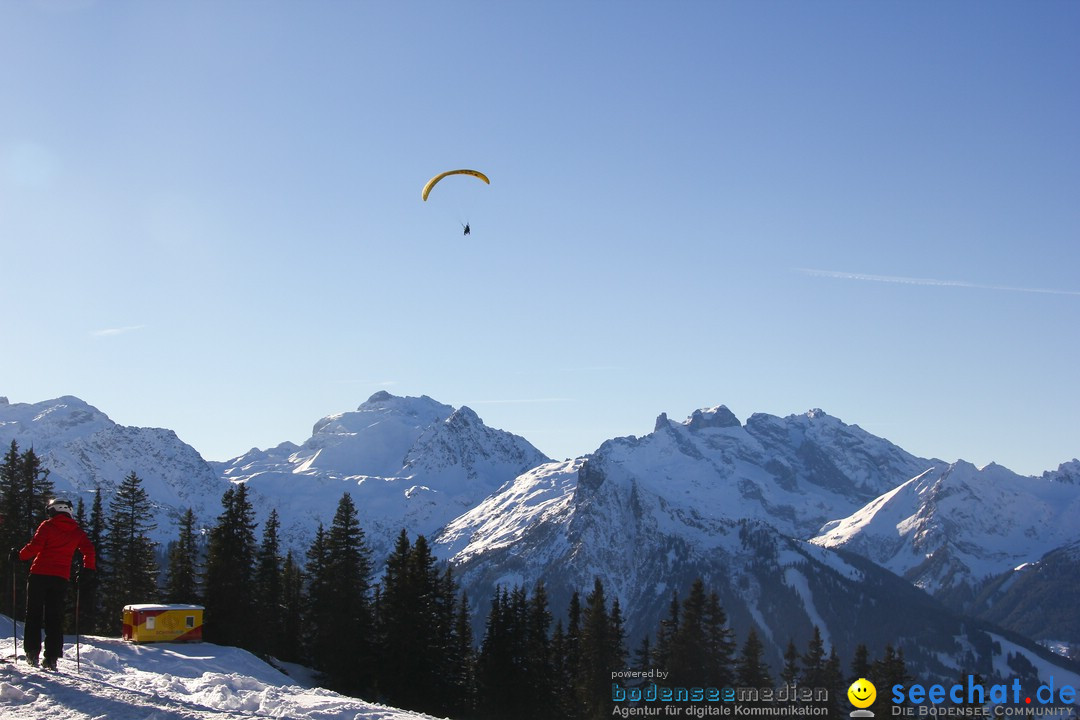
[19,514,97,580]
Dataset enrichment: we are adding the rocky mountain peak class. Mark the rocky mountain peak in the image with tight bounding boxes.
[365,390,394,404]
[1045,458,1080,484]
[446,405,482,429]
[686,405,741,430]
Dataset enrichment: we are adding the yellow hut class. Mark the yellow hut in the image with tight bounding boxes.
[122,604,204,643]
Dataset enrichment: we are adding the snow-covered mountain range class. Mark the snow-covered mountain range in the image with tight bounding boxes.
[2,392,1079,683]
[434,405,1080,678]
[0,393,546,566]
[210,391,548,562]
[436,406,937,635]
[812,460,1080,600]
[0,395,224,531]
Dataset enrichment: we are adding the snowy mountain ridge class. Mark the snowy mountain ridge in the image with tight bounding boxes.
[433,403,1080,674]
[210,391,549,562]
[5,392,1079,596]
[0,393,549,565]
[4,392,1080,670]
[0,395,225,530]
[811,458,1080,601]
[438,403,942,608]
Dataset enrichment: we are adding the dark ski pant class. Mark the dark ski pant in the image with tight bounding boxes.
[24,573,68,663]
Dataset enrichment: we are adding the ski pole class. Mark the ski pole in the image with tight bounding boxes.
[10,549,15,663]
[75,580,81,673]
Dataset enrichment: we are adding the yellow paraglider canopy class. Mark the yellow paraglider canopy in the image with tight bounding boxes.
[422,169,490,201]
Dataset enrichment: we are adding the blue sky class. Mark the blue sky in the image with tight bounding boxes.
[2,1,1077,475]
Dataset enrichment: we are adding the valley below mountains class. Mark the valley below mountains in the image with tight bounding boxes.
[2,392,1078,691]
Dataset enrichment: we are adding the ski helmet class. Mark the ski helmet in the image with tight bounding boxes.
[46,498,74,517]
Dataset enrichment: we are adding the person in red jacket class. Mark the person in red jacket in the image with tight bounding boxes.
[18,497,96,670]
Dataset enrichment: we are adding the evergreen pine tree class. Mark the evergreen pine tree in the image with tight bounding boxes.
[871,645,910,716]
[252,508,284,658]
[669,579,709,686]
[507,586,531,714]
[477,584,565,718]
[317,493,374,696]
[164,508,201,604]
[87,488,105,551]
[0,444,20,572]
[84,488,106,633]
[610,596,627,669]
[703,589,736,687]
[203,484,257,648]
[653,590,679,672]
[0,443,55,579]
[0,441,21,545]
[435,565,462,713]
[563,591,585,720]
[633,635,652,673]
[736,628,772,687]
[736,628,773,712]
[477,587,520,719]
[551,618,581,720]
[578,578,622,720]
[850,643,871,682]
[374,530,414,705]
[525,581,556,720]
[99,471,159,635]
[18,447,54,540]
[72,498,87,557]
[279,550,304,664]
[848,643,873,715]
[799,626,827,688]
[303,524,332,668]
[64,499,90,633]
[0,442,27,621]
[376,531,452,715]
[822,647,846,717]
[449,590,476,718]
[781,639,800,687]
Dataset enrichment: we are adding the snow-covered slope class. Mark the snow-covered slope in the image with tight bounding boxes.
[0,396,227,538]
[211,391,550,562]
[0,615,434,719]
[810,460,1080,602]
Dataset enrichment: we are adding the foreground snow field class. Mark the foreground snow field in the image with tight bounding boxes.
[0,615,434,720]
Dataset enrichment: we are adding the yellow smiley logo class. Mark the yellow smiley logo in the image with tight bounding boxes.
[847,678,876,709]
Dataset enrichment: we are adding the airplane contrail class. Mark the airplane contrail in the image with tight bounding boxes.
[797,268,1080,297]
[91,325,146,337]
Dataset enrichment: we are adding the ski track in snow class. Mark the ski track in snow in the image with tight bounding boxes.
[781,567,832,651]
[0,616,434,720]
